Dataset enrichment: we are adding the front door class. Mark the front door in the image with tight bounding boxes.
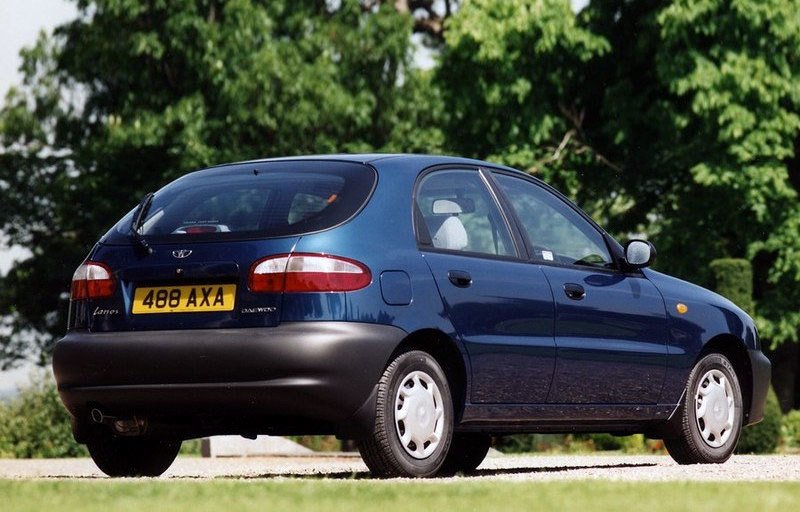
[539,265,669,404]
[492,172,669,405]
[415,169,556,404]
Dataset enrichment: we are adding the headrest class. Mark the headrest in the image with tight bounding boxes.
[432,199,463,215]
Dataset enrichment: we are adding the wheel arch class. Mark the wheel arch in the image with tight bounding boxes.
[389,329,469,423]
[698,333,754,424]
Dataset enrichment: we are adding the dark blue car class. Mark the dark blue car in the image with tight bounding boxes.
[53,154,771,477]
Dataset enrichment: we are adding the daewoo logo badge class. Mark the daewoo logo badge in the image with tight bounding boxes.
[172,249,192,259]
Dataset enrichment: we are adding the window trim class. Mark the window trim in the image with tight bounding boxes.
[412,165,524,261]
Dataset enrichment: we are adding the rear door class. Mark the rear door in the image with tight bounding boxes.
[415,168,556,404]
[491,171,669,405]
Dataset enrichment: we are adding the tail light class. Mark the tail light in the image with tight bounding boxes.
[71,261,115,300]
[249,253,371,293]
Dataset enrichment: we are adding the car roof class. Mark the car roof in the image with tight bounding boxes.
[213,153,523,175]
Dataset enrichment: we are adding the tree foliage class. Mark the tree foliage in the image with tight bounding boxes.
[582,0,800,343]
[2,0,800,369]
[437,0,613,198]
[0,0,443,366]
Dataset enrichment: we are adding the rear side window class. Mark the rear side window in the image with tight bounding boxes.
[107,161,375,244]
[415,170,516,257]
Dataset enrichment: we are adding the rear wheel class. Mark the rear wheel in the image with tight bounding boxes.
[664,353,743,464]
[440,433,491,475]
[87,434,181,477]
[358,350,454,478]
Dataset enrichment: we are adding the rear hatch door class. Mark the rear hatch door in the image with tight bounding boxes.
[72,160,376,332]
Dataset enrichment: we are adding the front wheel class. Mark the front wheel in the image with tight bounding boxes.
[664,353,743,464]
[358,350,454,478]
[87,434,181,477]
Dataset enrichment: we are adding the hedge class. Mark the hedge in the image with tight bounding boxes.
[0,375,86,458]
[736,386,781,454]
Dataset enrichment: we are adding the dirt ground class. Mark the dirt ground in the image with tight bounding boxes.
[1,453,799,481]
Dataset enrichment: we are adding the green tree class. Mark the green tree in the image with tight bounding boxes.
[0,0,444,367]
[437,0,613,199]
[581,0,800,344]
[4,0,800,401]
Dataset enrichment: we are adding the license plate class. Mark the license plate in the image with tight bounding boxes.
[132,284,236,314]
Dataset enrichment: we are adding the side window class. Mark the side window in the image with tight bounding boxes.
[416,170,516,257]
[494,173,612,268]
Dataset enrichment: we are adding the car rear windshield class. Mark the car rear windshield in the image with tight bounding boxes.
[105,160,376,244]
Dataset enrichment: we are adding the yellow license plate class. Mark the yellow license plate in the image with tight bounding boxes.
[132,284,236,314]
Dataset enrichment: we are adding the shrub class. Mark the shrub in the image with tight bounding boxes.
[736,386,781,454]
[582,434,661,454]
[288,435,342,452]
[492,434,534,453]
[588,433,624,451]
[709,259,754,314]
[179,439,202,455]
[494,433,658,454]
[494,434,568,453]
[0,374,87,458]
[781,410,800,451]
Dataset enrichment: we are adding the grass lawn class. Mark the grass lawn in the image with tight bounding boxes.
[1,479,798,512]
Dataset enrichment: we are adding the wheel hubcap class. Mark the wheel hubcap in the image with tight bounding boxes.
[394,370,445,459]
[695,369,736,448]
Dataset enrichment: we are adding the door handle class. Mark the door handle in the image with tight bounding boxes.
[448,270,472,288]
[564,283,585,300]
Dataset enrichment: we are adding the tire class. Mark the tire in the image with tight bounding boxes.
[87,434,181,477]
[358,350,454,478]
[664,353,743,464]
[440,433,491,475]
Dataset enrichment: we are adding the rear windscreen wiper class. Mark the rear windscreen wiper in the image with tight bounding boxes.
[130,192,154,255]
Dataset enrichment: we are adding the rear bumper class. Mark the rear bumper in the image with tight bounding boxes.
[746,349,772,426]
[53,322,406,438]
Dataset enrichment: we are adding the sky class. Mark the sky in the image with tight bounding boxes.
[0,0,78,395]
[0,0,590,394]
[1,1,78,278]
[0,0,78,104]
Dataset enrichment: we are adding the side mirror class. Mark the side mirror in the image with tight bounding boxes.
[624,239,656,269]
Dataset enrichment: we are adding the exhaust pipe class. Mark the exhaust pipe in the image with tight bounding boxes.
[91,408,115,425]
[90,408,146,436]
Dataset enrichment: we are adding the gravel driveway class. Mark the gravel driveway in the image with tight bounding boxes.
[2,453,799,481]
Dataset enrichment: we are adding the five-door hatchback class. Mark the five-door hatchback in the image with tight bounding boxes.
[54,154,771,477]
